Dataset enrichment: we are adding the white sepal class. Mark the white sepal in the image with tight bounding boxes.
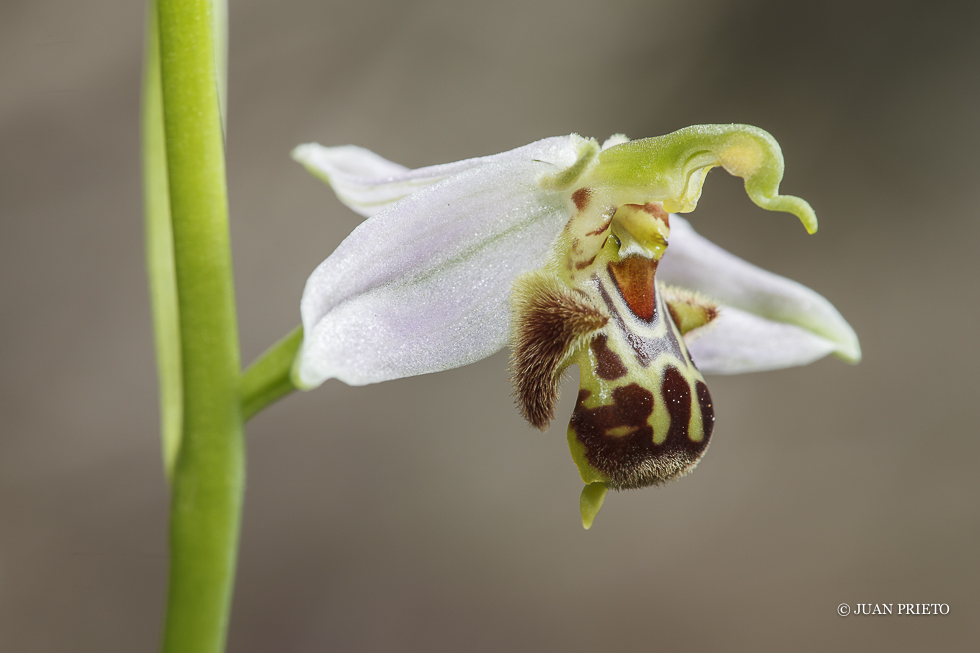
[293,137,585,218]
[660,216,861,373]
[685,306,840,373]
[294,136,592,388]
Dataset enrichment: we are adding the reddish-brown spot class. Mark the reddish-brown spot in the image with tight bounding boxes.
[609,257,659,322]
[572,384,654,447]
[575,254,598,270]
[585,215,613,236]
[590,334,628,380]
[572,188,592,211]
[661,366,692,442]
[641,202,670,225]
[595,279,652,366]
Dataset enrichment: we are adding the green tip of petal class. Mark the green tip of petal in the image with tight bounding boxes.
[539,136,601,191]
[829,320,862,364]
[580,482,608,530]
[591,124,817,234]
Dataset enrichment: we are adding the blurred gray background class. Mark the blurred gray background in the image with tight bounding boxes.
[2,0,978,651]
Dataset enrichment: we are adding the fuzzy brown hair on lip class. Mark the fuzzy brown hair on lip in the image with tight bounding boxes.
[510,272,608,430]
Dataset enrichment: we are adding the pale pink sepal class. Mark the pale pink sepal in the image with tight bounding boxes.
[294,136,590,388]
[660,216,861,373]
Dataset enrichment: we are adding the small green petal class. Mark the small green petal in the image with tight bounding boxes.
[580,482,609,530]
[588,124,818,234]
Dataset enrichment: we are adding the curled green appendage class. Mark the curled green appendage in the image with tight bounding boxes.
[580,482,608,530]
[590,124,818,234]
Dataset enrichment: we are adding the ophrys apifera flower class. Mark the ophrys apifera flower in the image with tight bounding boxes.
[292,125,860,528]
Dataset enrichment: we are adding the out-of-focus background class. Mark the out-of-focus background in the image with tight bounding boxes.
[2,0,978,650]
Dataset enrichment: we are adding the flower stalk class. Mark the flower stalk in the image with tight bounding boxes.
[241,326,303,421]
[144,0,244,651]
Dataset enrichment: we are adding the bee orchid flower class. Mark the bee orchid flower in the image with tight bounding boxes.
[291,125,860,528]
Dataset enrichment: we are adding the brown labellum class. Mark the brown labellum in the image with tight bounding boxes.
[570,378,712,490]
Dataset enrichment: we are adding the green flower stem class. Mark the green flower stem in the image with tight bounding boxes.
[142,1,182,479]
[154,0,243,651]
[241,326,303,421]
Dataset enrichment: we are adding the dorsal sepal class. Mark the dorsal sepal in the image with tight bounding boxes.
[587,124,818,233]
